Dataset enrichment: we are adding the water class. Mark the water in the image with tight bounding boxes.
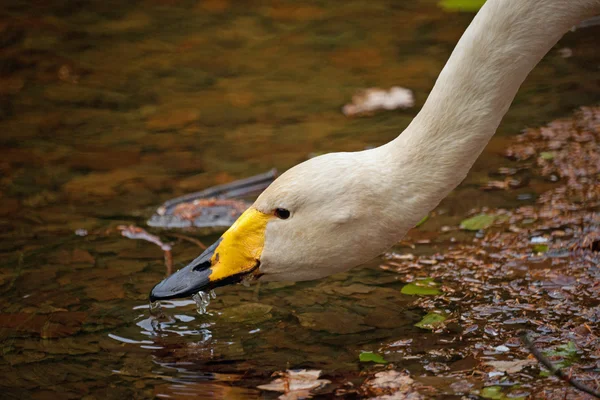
[1,0,599,398]
[192,290,216,314]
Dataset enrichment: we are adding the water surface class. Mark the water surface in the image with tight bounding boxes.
[1,0,599,398]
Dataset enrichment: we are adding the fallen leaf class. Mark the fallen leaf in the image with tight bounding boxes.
[359,351,387,364]
[480,386,504,399]
[414,312,447,330]
[401,278,441,296]
[257,369,330,399]
[484,359,536,374]
[361,370,422,399]
[460,214,496,231]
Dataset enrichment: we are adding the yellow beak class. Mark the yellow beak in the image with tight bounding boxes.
[150,208,272,301]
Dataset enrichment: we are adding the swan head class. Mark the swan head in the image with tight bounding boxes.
[150,151,409,301]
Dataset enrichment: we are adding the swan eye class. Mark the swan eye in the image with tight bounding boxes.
[274,208,290,219]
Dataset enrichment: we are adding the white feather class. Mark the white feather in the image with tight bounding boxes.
[253,0,600,282]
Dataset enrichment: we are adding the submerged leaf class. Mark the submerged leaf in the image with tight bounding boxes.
[257,369,330,395]
[359,351,387,364]
[414,312,447,330]
[401,278,442,296]
[439,0,486,12]
[531,244,548,253]
[540,151,555,160]
[460,214,496,231]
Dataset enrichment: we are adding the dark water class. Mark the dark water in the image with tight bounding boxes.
[1,0,599,398]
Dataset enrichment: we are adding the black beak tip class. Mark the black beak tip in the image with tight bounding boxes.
[148,285,162,303]
[148,266,213,302]
[149,241,220,302]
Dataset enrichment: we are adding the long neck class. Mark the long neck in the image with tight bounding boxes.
[385,0,599,219]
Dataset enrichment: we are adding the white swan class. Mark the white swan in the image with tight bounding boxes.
[151,0,600,300]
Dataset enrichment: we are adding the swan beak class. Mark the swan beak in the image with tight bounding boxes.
[149,208,271,301]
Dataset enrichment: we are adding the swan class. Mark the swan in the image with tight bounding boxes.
[150,0,600,301]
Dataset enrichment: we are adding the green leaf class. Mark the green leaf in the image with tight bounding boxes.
[460,214,496,231]
[540,151,555,160]
[546,341,578,358]
[359,351,387,364]
[480,386,504,399]
[414,312,447,330]
[540,341,579,376]
[532,244,548,253]
[401,278,442,296]
[415,215,429,227]
[439,0,486,12]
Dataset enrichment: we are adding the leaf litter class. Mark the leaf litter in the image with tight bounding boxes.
[67,106,599,399]
[257,369,331,399]
[378,106,600,399]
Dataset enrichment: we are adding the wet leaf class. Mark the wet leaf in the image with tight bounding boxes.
[257,369,330,395]
[480,386,503,399]
[359,351,387,364]
[401,278,441,296]
[540,151,555,160]
[360,370,421,398]
[414,312,447,330]
[540,341,579,375]
[156,381,259,399]
[460,214,496,231]
[531,244,548,253]
[546,341,578,358]
[481,386,526,400]
[484,359,536,374]
[439,0,486,12]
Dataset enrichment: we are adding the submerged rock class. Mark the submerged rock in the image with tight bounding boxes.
[296,310,372,334]
[220,303,273,323]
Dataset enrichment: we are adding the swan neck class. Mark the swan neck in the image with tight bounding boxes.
[388,0,598,212]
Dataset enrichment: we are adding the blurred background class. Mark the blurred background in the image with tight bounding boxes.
[1,0,599,399]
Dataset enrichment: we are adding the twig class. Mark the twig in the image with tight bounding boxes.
[164,250,173,276]
[117,225,173,276]
[118,225,172,251]
[518,330,600,399]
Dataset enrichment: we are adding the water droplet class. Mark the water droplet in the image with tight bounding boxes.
[149,300,162,315]
[193,291,214,315]
[210,290,216,299]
